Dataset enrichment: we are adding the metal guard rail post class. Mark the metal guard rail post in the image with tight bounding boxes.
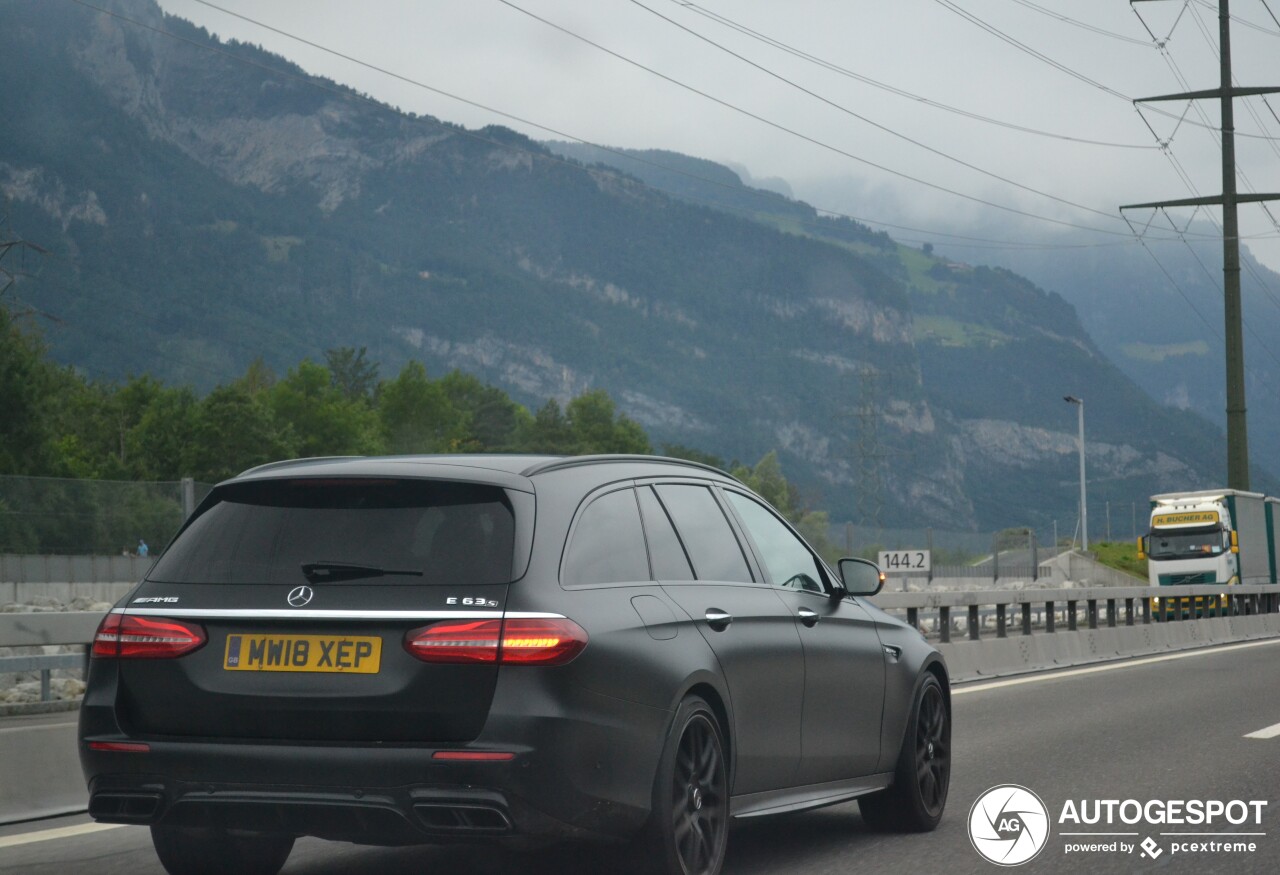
[868,584,1280,640]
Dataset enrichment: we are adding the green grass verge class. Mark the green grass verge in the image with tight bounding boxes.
[1092,541,1148,580]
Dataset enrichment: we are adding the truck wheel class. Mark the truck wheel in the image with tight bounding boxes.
[859,673,949,832]
[642,695,729,875]
[151,825,294,875]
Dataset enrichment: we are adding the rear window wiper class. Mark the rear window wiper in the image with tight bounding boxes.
[301,562,425,583]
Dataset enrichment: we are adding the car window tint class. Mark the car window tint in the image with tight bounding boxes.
[563,488,651,586]
[148,479,515,585]
[654,485,753,583]
[636,486,695,581]
[726,492,826,594]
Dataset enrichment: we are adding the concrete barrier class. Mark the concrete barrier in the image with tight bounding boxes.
[0,716,84,824]
[940,611,1280,682]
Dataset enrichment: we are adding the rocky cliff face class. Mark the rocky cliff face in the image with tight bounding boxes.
[2,0,1239,531]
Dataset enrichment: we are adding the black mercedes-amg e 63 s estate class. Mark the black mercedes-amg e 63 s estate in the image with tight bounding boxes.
[80,454,950,875]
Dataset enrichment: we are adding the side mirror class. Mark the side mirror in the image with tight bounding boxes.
[1136,536,1146,560]
[1230,530,1239,553]
[838,557,884,597]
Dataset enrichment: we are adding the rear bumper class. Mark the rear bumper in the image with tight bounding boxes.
[79,669,671,845]
[85,773,580,846]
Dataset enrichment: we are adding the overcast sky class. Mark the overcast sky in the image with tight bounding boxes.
[154,0,1280,271]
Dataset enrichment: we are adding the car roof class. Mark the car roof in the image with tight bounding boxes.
[231,454,737,491]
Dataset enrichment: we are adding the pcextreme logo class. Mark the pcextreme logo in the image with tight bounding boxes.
[969,785,1051,866]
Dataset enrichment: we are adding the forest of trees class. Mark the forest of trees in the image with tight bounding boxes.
[0,302,834,557]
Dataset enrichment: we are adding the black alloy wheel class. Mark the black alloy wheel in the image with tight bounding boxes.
[644,695,729,875]
[859,672,950,832]
[915,675,950,817]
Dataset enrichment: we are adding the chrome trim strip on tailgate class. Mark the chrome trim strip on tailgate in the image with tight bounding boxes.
[113,609,565,620]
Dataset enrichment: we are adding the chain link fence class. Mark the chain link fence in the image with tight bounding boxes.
[0,475,213,556]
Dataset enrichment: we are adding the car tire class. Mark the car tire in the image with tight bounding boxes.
[641,694,729,875]
[150,825,295,875]
[858,672,949,833]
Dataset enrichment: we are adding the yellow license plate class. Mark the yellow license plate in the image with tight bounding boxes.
[223,634,382,673]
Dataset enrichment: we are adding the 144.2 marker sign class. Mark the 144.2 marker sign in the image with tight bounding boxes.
[878,550,931,572]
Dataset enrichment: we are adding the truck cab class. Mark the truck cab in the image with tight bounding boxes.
[1140,489,1279,618]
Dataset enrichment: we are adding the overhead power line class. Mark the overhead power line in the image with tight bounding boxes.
[162,0,1135,249]
[1009,0,1157,45]
[1193,0,1280,34]
[494,0,1176,238]
[72,0,1267,257]
[941,0,1280,141]
[666,0,1159,150]
[1124,0,1280,491]
[930,0,1133,99]
[1130,3,1280,329]
[63,0,1151,264]
[629,0,1132,224]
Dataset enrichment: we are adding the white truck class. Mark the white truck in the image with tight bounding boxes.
[1139,489,1279,615]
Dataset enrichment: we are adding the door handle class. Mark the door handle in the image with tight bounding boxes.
[797,606,820,627]
[704,609,733,631]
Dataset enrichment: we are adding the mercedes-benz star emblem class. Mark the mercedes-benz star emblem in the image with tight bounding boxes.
[287,585,314,607]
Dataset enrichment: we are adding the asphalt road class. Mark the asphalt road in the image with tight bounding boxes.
[3,639,1278,874]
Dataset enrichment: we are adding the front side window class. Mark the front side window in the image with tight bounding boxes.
[562,488,651,586]
[726,492,826,594]
[148,478,516,585]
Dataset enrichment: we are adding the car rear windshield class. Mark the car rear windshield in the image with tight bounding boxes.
[148,478,517,585]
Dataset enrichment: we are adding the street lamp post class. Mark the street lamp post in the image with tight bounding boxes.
[1064,396,1088,551]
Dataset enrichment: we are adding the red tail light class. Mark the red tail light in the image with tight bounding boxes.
[92,614,207,659]
[498,618,589,665]
[404,618,587,666]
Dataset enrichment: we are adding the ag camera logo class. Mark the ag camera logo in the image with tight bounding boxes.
[969,784,1051,866]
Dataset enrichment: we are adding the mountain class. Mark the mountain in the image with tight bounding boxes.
[1,0,1257,533]
[931,226,1280,480]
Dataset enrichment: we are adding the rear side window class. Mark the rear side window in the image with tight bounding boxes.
[636,486,695,581]
[148,479,516,585]
[654,485,753,583]
[562,488,651,587]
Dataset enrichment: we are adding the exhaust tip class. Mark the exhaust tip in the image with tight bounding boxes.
[413,802,512,833]
[88,792,164,823]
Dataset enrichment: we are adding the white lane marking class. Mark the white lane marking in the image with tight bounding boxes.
[952,638,1280,696]
[0,822,125,849]
[1244,721,1280,740]
[0,723,77,735]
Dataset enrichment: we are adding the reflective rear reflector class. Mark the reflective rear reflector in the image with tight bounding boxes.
[88,741,151,753]
[404,617,587,665]
[432,751,517,762]
[92,614,207,659]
